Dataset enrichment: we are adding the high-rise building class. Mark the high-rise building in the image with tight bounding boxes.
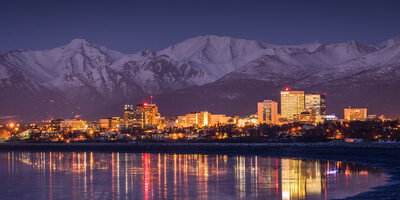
[344,108,367,121]
[126,111,145,128]
[305,94,326,122]
[123,105,135,122]
[281,89,305,120]
[257,100,278,124]
[136,103,159,126]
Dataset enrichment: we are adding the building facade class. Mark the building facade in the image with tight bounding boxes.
[210,114,232,126]
[257,100,278,124]
[136,103,159,126]
[281,90,305,121]
[127,111,145,128]
[123,104,135,122]
[344,108,367,121]
[305,94,326,122]
[99,117,124,130]
[176,111,212,127]
[294,109,317,124]
[60,119,87,131]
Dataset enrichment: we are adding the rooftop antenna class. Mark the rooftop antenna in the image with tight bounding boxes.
[150,95,153,104]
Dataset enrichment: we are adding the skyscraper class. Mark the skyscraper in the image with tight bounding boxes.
[257,100,278,124]
[280,89,305,120]
[123,104,135,122]
[136,103,159,126]
[128,111,145,128]
[305,94,326,122]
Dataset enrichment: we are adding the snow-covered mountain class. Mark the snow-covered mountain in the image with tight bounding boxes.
[1,35,400,120]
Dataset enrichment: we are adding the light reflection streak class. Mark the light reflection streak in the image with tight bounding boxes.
[2,151,386,200]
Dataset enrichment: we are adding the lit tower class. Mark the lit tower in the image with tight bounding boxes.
[136,102,159,125]
[123,105,135,122]
[280,88,305,121]
[305,93,326,122]
[257,100,278,124]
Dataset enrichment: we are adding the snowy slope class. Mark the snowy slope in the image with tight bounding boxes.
[1,34,400,120]
[161,35,377,83]
[296,37,400,87]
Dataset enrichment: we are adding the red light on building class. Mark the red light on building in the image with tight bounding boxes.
[285,87,290,91]
[143,102,148,106]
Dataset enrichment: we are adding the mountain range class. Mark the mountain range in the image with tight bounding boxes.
[1,35,400,121]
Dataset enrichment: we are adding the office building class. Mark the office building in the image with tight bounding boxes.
[281,89,305,120]
[257,100,278,124]
[305,94,326,122]
[294,109,317,124]
[99,117,124,130]
[123,104,135,122]
[136,103,159,126]
[127,111,145,128]
[344,108,367,121]
[210,114,232,126]
[60,119,87,131]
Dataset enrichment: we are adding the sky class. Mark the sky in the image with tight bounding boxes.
[1,0,400,53]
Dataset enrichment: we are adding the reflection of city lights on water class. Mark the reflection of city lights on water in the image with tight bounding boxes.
[282,190,291,200]
[2,152,388,200]
[327,170,338,175]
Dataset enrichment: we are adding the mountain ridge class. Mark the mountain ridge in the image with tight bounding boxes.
[1,35,400,121]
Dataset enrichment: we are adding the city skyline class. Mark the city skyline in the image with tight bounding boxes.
[1,1,400,200]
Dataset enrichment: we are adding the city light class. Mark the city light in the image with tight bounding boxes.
[0,89,397,144]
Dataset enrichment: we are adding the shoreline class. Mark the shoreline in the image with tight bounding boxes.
[1,142,399,199]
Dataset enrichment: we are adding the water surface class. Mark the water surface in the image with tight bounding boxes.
[0,151,388,200]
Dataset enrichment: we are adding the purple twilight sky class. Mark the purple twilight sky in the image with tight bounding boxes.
[1,0,400,53]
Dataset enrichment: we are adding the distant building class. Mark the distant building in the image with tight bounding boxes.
[324,114,338,121]
[176,116,187,127]
[257,100,278,124]
[294,109,316,124]
[123,104,135,122]
[344,108,367,121]
[305,94,326,122]
[60,119,87,131]
[188,111,211,127]
[281,89,305,121]
[136,103,159,126]
[87,121,100,132]
[176,111,212,127]
[157,117,176,130]
[210,114,232,126]
[99,117,124,130]
[238,114,258,127]
[50,119,64,132]
[126,111,145,129]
